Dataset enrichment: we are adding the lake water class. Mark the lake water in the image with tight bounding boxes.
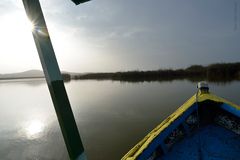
[0,79,239,160]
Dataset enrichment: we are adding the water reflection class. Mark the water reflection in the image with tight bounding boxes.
[0,78,46,86]
[25,120,44,138]
[0,79,239,160]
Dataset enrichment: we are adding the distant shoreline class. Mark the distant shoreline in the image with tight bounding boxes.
[0,77,44,80]
[0,73,71,82]
[1,62,240,83]
[72,62,240,83]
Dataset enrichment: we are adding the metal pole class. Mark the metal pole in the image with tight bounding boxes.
[22,0,87,159]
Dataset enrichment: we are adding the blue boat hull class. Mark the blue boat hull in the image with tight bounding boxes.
[122,93,240,160]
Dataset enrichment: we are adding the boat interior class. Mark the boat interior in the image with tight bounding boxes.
[139,100,240,160]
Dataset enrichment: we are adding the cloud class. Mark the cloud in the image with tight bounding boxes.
[1,0,239,73]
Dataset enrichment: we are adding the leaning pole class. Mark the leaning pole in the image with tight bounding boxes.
[22,0,90,159]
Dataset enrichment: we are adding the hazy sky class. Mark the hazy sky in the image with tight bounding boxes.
[0,0,240,73]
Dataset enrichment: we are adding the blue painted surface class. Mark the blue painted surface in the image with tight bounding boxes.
[135,100,240,160]
[221,103,240,117]
[137,104,198,160]
[162,124,240,160]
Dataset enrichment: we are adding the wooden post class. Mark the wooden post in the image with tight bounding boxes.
[22,0,87,159]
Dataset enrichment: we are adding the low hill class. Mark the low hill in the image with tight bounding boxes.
[0,70,73,81]
[0,70,44,79]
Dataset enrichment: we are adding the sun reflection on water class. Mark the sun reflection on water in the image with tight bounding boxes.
[25,120,44,138]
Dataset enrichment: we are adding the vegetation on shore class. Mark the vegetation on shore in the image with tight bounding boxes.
[1,62,239,83]
[71,62,240,83]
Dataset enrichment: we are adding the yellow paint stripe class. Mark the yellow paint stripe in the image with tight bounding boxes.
[121,92,240,160]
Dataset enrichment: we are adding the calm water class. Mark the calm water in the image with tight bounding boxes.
[0,79,239,160]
